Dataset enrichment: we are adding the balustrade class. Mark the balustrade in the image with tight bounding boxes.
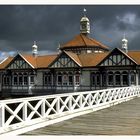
[0,86,140,134]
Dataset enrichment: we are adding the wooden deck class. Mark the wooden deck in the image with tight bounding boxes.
[22,97,140,135]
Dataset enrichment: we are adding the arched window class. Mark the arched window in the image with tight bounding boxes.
[75,71,80,86]
[108,71,113,85]
[3,75,10,85]
[96,72,100,86]
[91,72,95,86]
[115,71,121,86]
[18,73,23,85]
[44,72,52,85]
[122,71,128,85]
[57,72,62,85]
[102,72,106,86]
[63,72,68,86]
[30,72,35,85]
[130,71,136,85]
[68,72,73,86]
[13,73,18,85]
[23,73,28,85]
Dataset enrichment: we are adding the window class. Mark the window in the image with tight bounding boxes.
[122,71,128,85]
[75,75,80,85]
[68,75,73,85]
[23,76,28,85]
[44,73,52,85]
[23,73,28,85]
[115,72,121,85]
[30,76,34,84]
[91,73,95,85]
[96,72,100,86]
[102,73,106,86]
[131,72,136,85]
[57,73,62,85]
[19,73,23,85]
[108,72,113,85]
[13,76,18,85]
[3,76,10,85]
[63,74,68,85]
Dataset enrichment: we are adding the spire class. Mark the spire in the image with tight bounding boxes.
[57,42,61,54]
[80,8,90,35]
[83,8,87,17]
[122,33,128,53]
[32,41,38,57]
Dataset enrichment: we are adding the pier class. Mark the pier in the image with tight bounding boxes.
[0,86,140,135]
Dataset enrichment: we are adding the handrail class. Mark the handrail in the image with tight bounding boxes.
[0,86,140,134]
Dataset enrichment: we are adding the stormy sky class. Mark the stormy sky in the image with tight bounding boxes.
[0,5,140,59]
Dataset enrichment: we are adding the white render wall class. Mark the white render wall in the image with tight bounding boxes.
[36,71,43,85]
[81,71,91,86]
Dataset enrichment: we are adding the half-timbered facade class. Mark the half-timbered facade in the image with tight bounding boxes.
[0,10,140,97]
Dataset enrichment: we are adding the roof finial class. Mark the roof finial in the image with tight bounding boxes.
[123,33,126,39]
[57,42,61,54]
[34,41,36,45]
[32,41,38,57]
[83,8,87,17]
[122,33,128,53]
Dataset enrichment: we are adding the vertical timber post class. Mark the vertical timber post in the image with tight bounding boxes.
[41,98,46,117]
[23,101,27,122]
[0,104,5,127]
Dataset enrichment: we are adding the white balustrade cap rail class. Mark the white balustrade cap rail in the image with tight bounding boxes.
[0,86,140,135]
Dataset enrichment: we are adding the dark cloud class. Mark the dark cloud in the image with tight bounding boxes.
[0,5,140,57]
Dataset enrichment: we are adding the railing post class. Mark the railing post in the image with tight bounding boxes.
[23,101,27,121]
[41,98,46,117]
[0,104,5,127]
[68,95,72,111]
[56,97,60,113]
[79,94,83,109]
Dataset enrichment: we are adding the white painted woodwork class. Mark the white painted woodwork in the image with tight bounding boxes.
[0,86,140,135]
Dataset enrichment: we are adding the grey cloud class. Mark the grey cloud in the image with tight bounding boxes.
[0,5,140,56]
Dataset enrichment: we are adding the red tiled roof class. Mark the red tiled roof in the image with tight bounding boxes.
[127,51,140,65]
[0,57,13,69]
[78,52,109,67]
[64,51,82,66]
[36,55,58,68]
[1,49,140,70]
[0,54,58,69]
[22,54,58,68]
[61,34,109,50]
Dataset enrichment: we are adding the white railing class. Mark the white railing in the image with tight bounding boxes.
[0,86,140,134]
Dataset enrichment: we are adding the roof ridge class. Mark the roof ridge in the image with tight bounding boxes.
[80,34,87,46]
[64,51,82,66]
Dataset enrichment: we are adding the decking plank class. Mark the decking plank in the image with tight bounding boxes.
[23,97,140,135]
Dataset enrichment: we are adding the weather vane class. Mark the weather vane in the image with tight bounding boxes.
[34,41,36,45]
[83,8,87,17]
[123,32,126,39]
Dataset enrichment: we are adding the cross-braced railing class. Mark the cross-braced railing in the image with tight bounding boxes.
[0,86,140,134]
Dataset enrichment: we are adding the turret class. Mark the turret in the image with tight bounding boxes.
[80,8,90,35]
[122,34,128,53]
[32,41,38,57]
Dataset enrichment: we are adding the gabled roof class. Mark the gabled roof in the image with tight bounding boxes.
[78,52,109,67]
[36,55,58,68]
[0,53,58,70]
[1,48,140,70]
[0,57,13,69]
[48,51,81,68]
[61,34,109,50]
[98,48,138,66]
[127,51,140,65]
[64,51,82,66]
[19,54,37,68]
